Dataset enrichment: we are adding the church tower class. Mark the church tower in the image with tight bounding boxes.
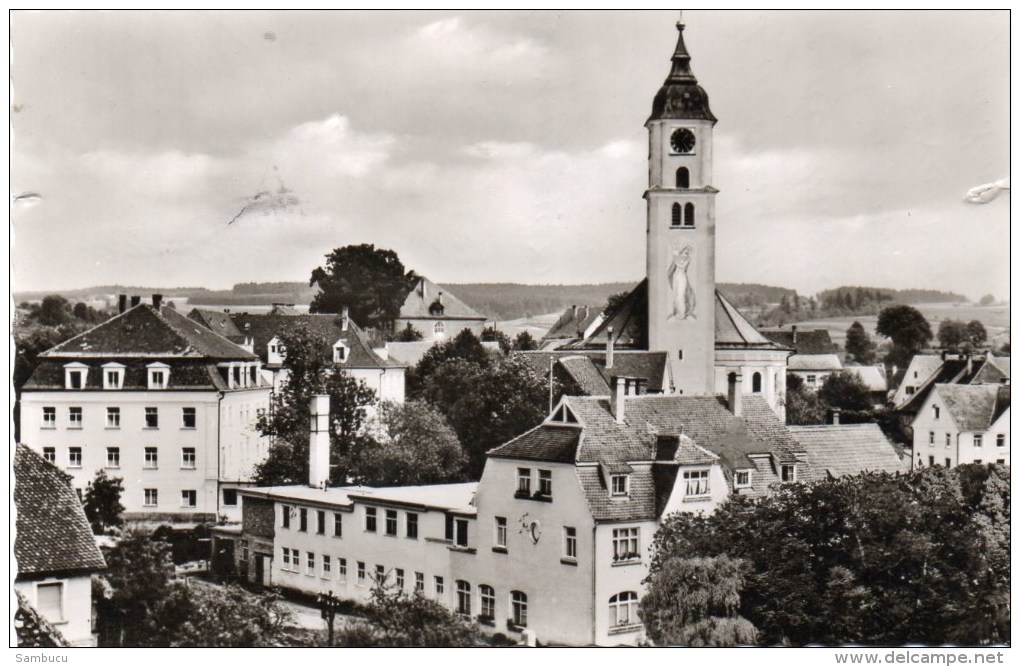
[645,19,718,395]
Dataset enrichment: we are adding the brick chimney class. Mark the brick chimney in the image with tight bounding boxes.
[727,372,744,417]
[341,305,350,332]
[437,292,443,306]
[118,294,127,314]
[966,354,973,376]
[606,326,615,370]
[130,295,141,308]
[791,324,798,345]
[831,408,841,425]
[309,395,330,488]
[420,279,426,299]
[610,376,627,424]
[151,294,163,310]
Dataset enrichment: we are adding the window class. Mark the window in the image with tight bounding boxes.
[181,447,196,469]
[510,591,528,627]
[997,459,1005,465]
[612,527,640,562]
[434,322,445,338]
[385,509,398,536]
[68,447,82,468]
[537,470,552,497]
[974,459,983,464]
[333,343,348,363]
[282,547,292,570]
[945,458,952,468]
[43,447,55,464]
[906,386,916,395]
[683,202,695,227]
[683,469,710,496]
[106,447,120,468]
[752,372,762,393]
[611,474,629,496]
[933,405,941,420]
[997,434,1006,447]
[145,407,158,428]
[781,464,797,482]
[434,576,444,597]
[338,558,347,580]
[144,488,158,506]
[806,374,817,385]
[517,468,531,495]
[307,552,315,576]
[222,489,238,506]
[182,407,196,429]
[974,434,983,448]
[66,367,85,390]
[375,564,386,584]
[406,512,418,539]
[323,555,332,577]
[282,505,291,529]
[299,508,308,532]
[36,582,64,622]
[735,470,751,488]
[409,571,422,594]
[495,517,507,548]
[609,592,639,627]
[365,507,377,532]
[675,167,689,188]
[563,526,577,559]
[929,456,935,467]
[357,562,366,584]
[454,518,469,547]
[317,510,326,535]
[181,490,197,508]
[105,407,120,428]
[479,585,495,620]
[929,431,935,446]
[42,407,56,428]
[68,407,82,428]
[445,514,455,540]
[103,364,124,390]
[334,512,343,537]
[395,568,405,589]
[456,581,471,616]
[671,202,682,227]
[149,369,167,389]
[946,434,951,448]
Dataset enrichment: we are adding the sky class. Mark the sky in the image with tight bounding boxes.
[10,10,1010,300]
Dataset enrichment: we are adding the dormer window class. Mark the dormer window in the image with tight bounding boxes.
[147,363,170,390]
[611,474,629,497]
[63,363,88,390]
[683,469,710,497]
[333,340,349,364]
[781,464,797,482]
[550,404,578,424]
[102,363,125,390]
[267,337,286,365]
[734,470,752,488]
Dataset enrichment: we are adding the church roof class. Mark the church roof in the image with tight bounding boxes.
[398,277,486,321]
[714,291,790,350]
[648,22,717,123]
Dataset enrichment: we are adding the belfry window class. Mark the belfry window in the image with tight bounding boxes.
[671,203,682,227]
[684,203,695,227]
[676,167,689,189]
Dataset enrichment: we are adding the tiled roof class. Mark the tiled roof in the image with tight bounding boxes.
[842,365,888,393]
[487,425,581,463]
[398,277,486,320]
[386,341,437,367]
[789,424,907,480]
[43,304,255,360]
[761,328,837,355]
[935,384,1010,432]
[788,354,843,371]
[23,358,233,392]
[559,356,612,395]
[518,350,670,394]
[971,356,1011,384]
[188,308,244,341]
[542,305,603,342]
[897,359,970,413]
[565,280,648,350]
[14,444,106,577]
[15,591,72,648]
[715,292,788,350]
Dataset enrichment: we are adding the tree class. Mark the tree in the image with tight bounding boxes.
[978,294,996,306]
[640,555,758,646]
[937,319,969,350]
[392,323,423,342]
[358,400,468,486]
[514,330,538,351]
[966,320,988,348]
[254,326,376,486]
[876,305,932,368]
[83,470,124,534]
[154,584,290,647]
[844,321,877,364]
[481,327,512,354]
[817,371,874,413]
[784,375,825,425]
[309,244,418,329]
[408,328,492,397]
[336,584,479,647]
[36,295,73,326]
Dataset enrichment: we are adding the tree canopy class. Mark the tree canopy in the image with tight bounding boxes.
[309,244,418,329]
[844,321,877,364]
[83,470,125,535]
[336,584,480,647]
[358,400,468,486]
[877,305,933,368]
[817,371,874,413]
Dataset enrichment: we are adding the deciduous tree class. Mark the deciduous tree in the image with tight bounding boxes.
[817,371,874,413]
[358,400,468,486]
[966,320,988,348]
[845,321,877,364]
[336,584,479,647]
[82,470,124,535]
[877,305,932,368]
[309,244,418,329]
[937,319,969,350]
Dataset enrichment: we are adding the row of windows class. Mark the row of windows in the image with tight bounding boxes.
[41,406,198,430]
[43,445,199,470]
[670,202,696,228]
[927,432,1006,448]
[63,364,169,391]
[516,468,552,499]
[142,488,198,508]
[918,456,1006,469]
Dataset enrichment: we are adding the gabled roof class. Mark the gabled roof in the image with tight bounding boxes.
[43,304,256,360]
[790,424,907,480]
[398,277,486,321]
[788,354,843,371]
[760,328,838,355]
[933,384,1010,432]
[542,305,603,343]
[564,280,648,350]
[715,292,789,350]
[971,355,1011,384]
[14,445,106,578]
[897,358,971,413]
[519,350,670,395]
[187,308,244,341]
[842,365,889,393]
[15,591,72,647]
[487,425,581,463]
[23,358,237,392]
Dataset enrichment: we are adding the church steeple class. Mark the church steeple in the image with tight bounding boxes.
[648,21,716,123]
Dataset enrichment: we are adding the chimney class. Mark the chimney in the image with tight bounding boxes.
[582,305,589,320]
[572,304,577,321]
[606,326,615,370]
[727,372,744,417]
[610,376,627,424]
[130,295,141,308]
[118,294,127,314]
[437,292,443,306]
[966,354,973,376]
[341,305,350,332]
[309,394,330,488]
[420,280,426,299]
[831,408,841,425]
[151,294,163,310]
[791,325,798,345]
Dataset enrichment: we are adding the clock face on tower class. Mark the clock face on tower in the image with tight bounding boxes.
[670,128,696,154]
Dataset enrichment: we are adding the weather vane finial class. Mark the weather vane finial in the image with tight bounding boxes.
[677,10,684,28]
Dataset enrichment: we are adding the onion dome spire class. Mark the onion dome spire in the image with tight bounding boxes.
[648,19,717,124]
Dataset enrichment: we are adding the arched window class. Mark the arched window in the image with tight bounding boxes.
[684,203,695,227]
[671,202,682,227]
[510,591,528,627]
[752,372,762,393]
[456,580,471,616]
[676,167,690,189]
[434,322,445,338]
[609,591,639,627]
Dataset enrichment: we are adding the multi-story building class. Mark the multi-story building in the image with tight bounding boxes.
[393,276,488,343]
[910,383,1010,469]
[20,295,272,523]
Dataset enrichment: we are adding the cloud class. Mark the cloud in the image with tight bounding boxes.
[410,16,549,70]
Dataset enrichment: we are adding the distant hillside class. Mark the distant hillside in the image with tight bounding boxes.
[439,283,637,321]
[818,286,967,305]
